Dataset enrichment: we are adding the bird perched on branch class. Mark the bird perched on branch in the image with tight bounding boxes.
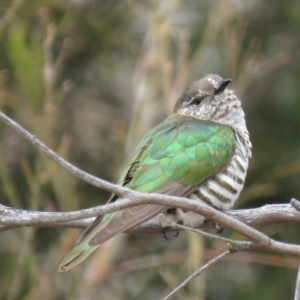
[59,74,252,272]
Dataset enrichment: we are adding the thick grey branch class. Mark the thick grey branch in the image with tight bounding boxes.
[291,198,300,212]
[1,202,299,232]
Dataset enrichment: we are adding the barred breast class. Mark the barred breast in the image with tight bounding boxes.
[176,132,251,227]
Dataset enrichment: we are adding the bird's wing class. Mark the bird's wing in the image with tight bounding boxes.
[89,114,235,243]
[58,114,235,271]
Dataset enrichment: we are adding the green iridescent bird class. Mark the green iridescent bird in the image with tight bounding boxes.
[58,74,252,272]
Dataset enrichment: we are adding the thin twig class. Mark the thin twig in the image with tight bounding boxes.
[162,250,231,300]
[295,264,300,300]
[112,250,300,277]
[162,216,252,250]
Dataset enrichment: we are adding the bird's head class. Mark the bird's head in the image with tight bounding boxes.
[174,74,246,129]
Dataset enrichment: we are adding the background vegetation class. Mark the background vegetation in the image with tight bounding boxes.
[0,0,300,299]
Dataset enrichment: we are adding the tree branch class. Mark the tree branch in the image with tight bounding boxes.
[1,202,299,232]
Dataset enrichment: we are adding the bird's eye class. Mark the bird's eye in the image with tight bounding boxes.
[192,97,203,105]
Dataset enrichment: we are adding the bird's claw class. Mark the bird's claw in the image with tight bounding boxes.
[162,231,179,239]
[163,231,169,240]
[214,222,223,233]
[173,231,179,238]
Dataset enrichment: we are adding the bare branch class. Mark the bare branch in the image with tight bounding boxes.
[1,201,299,229]
[227,202,300,226]
[1,202,299,232]
[291,198,300,212]
[161,216,252,250]
[295,264,300,300]
[162,250,232,300]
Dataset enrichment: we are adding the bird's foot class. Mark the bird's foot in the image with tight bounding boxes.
[163,230,179,239]
[214,221,223,234]
[203,219,223,233]
[162,229,169,240]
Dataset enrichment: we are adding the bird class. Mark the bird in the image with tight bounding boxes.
[58,74,252,272]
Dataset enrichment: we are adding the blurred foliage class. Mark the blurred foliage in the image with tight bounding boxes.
[0,0,300,299]
[6,20,44,107]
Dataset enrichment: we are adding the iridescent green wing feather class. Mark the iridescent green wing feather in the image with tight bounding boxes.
[129,114,235,192]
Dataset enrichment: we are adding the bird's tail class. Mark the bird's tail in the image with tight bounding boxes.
[58,241,98,272]
[58,215,107,272]
[58,205,167,272]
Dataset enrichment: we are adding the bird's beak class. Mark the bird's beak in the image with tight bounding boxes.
[214,79,232,95]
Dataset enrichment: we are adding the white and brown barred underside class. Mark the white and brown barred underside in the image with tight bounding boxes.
[174,132,250,227]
